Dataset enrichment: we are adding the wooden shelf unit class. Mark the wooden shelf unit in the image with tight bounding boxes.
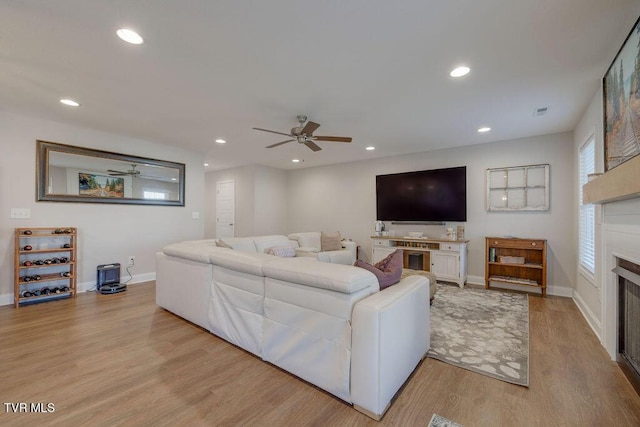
[14,227,77,308]
[485,237,547,297]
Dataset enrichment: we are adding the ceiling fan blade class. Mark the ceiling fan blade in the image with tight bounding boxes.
[266,139,294,148]
[253,127,292,137]
[313,136,352,143]
[304,141,322,152]
[300,121,320,135]
[107,170,129,176]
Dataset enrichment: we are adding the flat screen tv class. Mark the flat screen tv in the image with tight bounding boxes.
[376,166,467,222]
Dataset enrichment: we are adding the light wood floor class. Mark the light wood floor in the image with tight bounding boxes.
[1,283,640,426]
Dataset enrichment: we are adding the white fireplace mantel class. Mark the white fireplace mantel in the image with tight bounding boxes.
[583,155,640,204]
[602,223,640,359]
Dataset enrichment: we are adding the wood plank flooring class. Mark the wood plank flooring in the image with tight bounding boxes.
[1,282,640,426]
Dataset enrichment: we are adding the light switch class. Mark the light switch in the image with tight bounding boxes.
[192,211,200,219]
[10,208,31,219]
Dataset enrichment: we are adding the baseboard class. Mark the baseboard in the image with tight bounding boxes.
[547,284,574,297]
[466,274,485,286]
[1,272,157,306]
[465,275,573,297]
[0,293,13,307]
[572,290,602,340]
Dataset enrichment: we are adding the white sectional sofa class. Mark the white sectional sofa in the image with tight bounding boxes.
[216,232,357,265]
[156,235,430,420]
[287,232,357,264]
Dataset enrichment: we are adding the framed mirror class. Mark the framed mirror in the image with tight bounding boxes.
[36,140,185,206]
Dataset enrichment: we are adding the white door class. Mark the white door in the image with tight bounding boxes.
[216,180,235,238]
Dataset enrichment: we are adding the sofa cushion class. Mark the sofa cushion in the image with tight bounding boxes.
[219,237,257,252]
[354,249,403,290]
[264,258,378,294]
[253,235,298,253]
[289,232,321,249]
[163,241,226,263]
[321,231,342,251]
[209,250,275,276]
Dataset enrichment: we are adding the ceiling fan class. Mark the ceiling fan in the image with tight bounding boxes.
[253,115,352,152]
[108,164,141,177]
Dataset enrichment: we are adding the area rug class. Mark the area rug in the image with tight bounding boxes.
[427,283,529,386]
[428,413,463,427]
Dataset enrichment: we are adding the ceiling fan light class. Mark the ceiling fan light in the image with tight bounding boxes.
[117,28,144,45]
[450,66,470,78]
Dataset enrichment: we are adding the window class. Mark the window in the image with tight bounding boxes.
[143,190,167,200]
[579,136,595,276]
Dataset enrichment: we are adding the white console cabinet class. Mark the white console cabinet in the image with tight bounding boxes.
[371,236,468,287]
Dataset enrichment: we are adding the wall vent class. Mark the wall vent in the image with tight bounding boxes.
[534,106,549,116]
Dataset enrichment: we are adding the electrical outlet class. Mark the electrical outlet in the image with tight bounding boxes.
[128,256,135,266]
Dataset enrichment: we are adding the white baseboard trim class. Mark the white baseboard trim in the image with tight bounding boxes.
[0,293,13,307]
[465,275,573,297]
[547,285,574,297]
[466,275,485,286]
[572,290,602,341]
[0,272,156,307]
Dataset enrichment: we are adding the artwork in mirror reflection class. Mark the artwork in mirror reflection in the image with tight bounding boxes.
[78,173,124,198]
[37,140,185,206]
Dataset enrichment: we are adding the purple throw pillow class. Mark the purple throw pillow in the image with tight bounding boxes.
[354,249,402,290]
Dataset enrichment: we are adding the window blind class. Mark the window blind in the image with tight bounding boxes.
[579,137,595,275]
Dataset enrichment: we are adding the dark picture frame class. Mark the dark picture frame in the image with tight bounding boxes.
[36,140,186,206]
[603,16,640,171]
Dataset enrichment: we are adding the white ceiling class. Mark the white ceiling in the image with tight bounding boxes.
[2,1,639,171]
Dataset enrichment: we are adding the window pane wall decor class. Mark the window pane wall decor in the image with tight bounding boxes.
[486,164,550,211]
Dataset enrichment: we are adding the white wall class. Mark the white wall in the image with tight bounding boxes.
[573,88,604,328]
[205,164,287,238]
[286,132,576,295]
[0,112,205,304]
[572,87,640,338]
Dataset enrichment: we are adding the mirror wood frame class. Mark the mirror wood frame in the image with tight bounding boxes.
[36,140,186,206]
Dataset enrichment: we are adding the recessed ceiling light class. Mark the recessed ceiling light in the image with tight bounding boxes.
[292,159,303,163]
[171,178,177,181]
[215,139,226,144]
[60,99,80,107]
[450,66,470,78]
[117,28,144,45]
[477,127,491,133]
[204,163,209,167]
[366,146,375,151]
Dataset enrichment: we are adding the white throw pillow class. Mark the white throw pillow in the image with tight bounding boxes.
[267,246,296,258]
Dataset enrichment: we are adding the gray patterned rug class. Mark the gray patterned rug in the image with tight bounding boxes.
[427,283,529,386]
[428,413,463,427]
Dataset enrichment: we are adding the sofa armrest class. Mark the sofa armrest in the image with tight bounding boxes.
[351,275,430,420]
[341,240,357,260]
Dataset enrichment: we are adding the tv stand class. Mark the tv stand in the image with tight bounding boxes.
[371,236,468,287]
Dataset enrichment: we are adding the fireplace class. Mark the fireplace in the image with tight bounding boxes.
[615,258,640,394]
